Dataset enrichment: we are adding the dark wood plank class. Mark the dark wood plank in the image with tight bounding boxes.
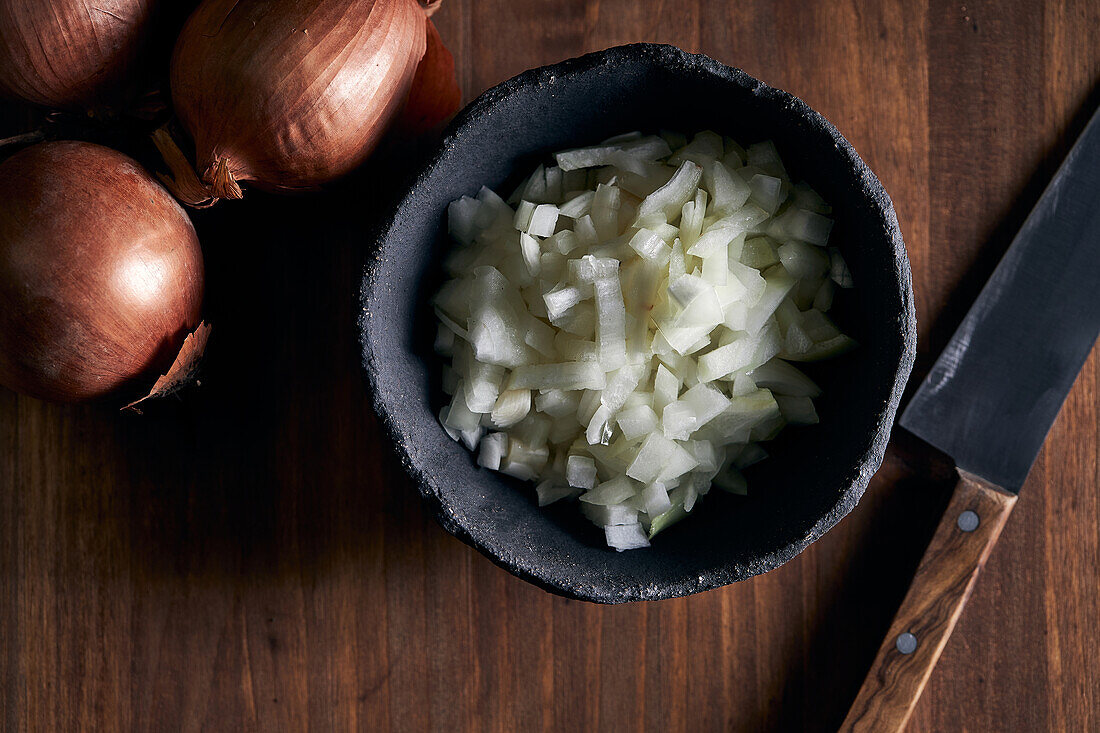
[1,1,1098,731]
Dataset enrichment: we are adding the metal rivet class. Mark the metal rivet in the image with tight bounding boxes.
[896,632,918,655]
[957,510,980,532]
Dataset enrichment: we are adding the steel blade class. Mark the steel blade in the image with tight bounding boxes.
[901,106,1100,492]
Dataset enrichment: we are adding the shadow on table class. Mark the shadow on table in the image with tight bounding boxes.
[108,148,434,583]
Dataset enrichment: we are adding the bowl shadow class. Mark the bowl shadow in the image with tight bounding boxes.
[107,145,436,583]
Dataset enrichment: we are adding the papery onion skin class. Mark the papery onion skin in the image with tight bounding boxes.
[0,0,157,111]
[399,17,461,135]
[171,0,428,198]
[0,142,204,403]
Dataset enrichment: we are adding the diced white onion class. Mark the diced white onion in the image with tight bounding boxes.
[605,523,651,551]
[785,209,834,246]
[829,247,854,287]
[566,454,598,489]
[748,174,784,214]
[661,402,697,441]
[776,395,820,425]
[434,130,853,550]
[478,432,507,470]
[628,228,672,265]
[617,404,659,440]
[751,359,820,397]
[703,160,751,216]
[508,363,606,391]
[635,160,702,226]
[490,389,531,428]
[527,204,560,237]
[580,475,636,505]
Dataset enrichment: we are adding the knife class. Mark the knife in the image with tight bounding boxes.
[840,106,1100,732]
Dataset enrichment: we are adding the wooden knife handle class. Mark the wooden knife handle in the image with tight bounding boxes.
[839,469,1018,732]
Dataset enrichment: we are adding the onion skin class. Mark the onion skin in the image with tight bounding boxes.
[0,0,157,111]
[171,0,428,198]
[0,142,204,403]
[399,18,461,135]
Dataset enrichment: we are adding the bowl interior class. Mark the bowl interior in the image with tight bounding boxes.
[360,44,914,602]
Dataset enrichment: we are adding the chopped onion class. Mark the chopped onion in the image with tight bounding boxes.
[491,389,532,428]
[581,475,636,505]
[478,432,508,470]
[635,161,702,226]
[784,209,834,246]
[593,274,628,369]
[778,240,830,280]
[555,136,672,172]
[748,174,785,214]
[605,523,651,551]
[434,130,854,549]
[703,160,752,215]
[566,454,598,489]
[669,131,724,166]
[508,363,606,391]
[560,191,595,219]
[617,404,659,440]
[776,395,820,425]
[628,228,672,265]
[829,247,855,288]
[662,401,697,441]
[751,359,821,397]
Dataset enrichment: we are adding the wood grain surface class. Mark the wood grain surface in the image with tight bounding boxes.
[1,0,1098,730]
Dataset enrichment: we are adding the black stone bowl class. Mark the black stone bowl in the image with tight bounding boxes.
[359,44,916,603]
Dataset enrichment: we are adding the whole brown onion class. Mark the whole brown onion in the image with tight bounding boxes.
[170,0,432,200]
[0,141,204,403]
[0,0,158,112]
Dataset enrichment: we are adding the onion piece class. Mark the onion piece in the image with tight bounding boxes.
[566,455,598,489]
[662,402,697,441]
[776,395,820,425]
[751,359,821,397]
[508,363,606,391]
[635,161,702,226]
[537,481,575,506]
[703,160,751,215]
[491,389,532,428]
[580,476,636,506]
[554,136,672,171]
[605,523,651,551]
[478,432,508,470]
[748,174,785,214]
[829,247,855,287]
[593,274,628,370]
[617,405,659,440]
[669,131,724,166]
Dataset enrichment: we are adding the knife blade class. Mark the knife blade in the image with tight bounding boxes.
[901,107,1100,491]
[842,105,1100,733]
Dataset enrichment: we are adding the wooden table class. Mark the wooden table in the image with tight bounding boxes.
[2,0,1098,730]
